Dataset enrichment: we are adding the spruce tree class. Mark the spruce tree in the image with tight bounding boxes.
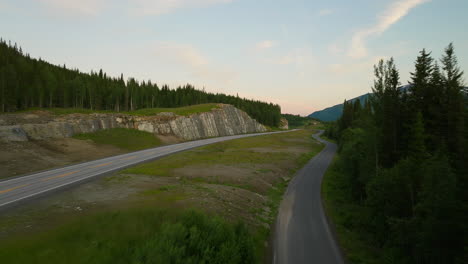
[409,49,434,113]
[440,43,465,173]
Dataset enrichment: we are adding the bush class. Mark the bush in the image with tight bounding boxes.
[0,209,256,264]
[133,211,256,264]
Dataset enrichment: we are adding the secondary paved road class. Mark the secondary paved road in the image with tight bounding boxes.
[0,130,294,209]
[274,131,344,264]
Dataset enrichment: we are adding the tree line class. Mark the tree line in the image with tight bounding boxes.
[281,113,313,128]
[0,39,281,127]
[326,43,467,263]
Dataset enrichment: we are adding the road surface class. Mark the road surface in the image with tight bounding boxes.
[0,130,293,209]
[274,131,344,264]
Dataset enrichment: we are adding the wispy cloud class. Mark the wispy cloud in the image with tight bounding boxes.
[37,0,107,16]
[328,43,343,56]
[318,9,333,16]
[151,42,236,86]
[132,0,234,16]
[328,55,388,74]
[153,43,209,67]
[348,0,430,59]
[36,0,234,17]
[256,40,276,50]
[264,48,315,67]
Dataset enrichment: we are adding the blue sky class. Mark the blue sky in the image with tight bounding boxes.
[1,0,467,115]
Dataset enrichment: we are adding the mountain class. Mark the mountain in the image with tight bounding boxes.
[308,93,370,122]
[308,85,417,122]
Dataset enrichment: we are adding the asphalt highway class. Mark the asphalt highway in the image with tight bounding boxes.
[0,130,293,209]
[274,131,344,264]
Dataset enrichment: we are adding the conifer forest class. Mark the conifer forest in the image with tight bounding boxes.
[325,43,467,263]
[0,40,281,127]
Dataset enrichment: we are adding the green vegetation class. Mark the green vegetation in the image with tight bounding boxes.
[323,43,467,263]
[0,40,281,126]
[73,128,161,151]
[322,157,379,263]
[124,130,323,177]
[281,113,312,128]
[0,209,256,264]
[16,107,113,115]
[15,104,220,117]
[309,93,370,122]
[0,129,324,263]
[123,129,323,260]
[125,103,219,116]
[123,130,324,258]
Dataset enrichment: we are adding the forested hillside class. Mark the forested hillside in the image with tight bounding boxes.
[309,85,416,122]
[308,93,369,122]
[281,114,313,128]
[0,40,281,127]
[325,43,467,263]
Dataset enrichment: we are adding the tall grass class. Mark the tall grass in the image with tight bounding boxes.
[73,128,162,151]
[14,104,220,117]
[321,157,379,263]
[0,209,256,264]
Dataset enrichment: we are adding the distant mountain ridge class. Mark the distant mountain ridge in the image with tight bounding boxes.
[308,85,414,122]
[309,85,467,122]
[308,93,370,122]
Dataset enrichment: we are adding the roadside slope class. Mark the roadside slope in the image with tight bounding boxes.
[0,130,291,209]
[0,129,323,263]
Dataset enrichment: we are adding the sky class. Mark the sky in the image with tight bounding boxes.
[0,0,467,115]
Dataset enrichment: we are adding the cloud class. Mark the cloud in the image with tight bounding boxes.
[264,48,315,67]
[318,9,333,16]
[328,55,388,74]
[37,0,107,16]
[132,0,234,16]
[348,0,430,59]
[151,42,236,86]
[256,40,276,50]
[328,43,343,56]
[153,43,209,67]
[267,55,295,65]
[35,0,234,17]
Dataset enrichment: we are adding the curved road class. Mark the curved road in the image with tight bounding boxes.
[274,131,343,264]
[0,130,293,209]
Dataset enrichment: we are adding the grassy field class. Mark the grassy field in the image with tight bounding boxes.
[0,209,255,264]
[123,130,322,179]
[321,156,379,264]
[0,129,324,263]
[73,128,162,151]
[125,103,220,116]
[14,103,220,117]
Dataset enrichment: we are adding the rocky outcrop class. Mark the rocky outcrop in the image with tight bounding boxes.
[0,104,267,142]
[279,118,289,130]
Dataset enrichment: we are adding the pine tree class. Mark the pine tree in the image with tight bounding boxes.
[440,43,465,173]
[415,151,460,263]
[410,49,434,113]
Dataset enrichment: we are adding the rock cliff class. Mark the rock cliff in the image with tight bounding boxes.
[279,118,289,130]
[0,104,267,142]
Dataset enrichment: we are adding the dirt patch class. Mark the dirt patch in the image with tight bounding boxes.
[174,164,281,195]
[0,111,55,125]
[157,134,183,145]
[282,137,310,143]
[248,146,310,154]
[0,138,125,179]
[192,183,269,227]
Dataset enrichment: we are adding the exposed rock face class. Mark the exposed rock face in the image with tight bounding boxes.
[0,104,267,142]
[279,118,289,130]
